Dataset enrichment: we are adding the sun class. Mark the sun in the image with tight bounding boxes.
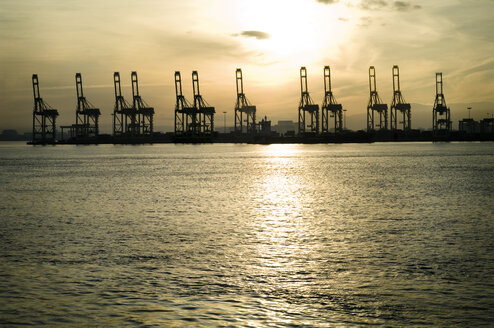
[233,0,353,64]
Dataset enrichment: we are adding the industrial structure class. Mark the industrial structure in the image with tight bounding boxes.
[321,66,343,134]
[32,74,59,143]
[458,118,478,134]
[480,118,494,134]
[131,71,154,136]
[192,71,215,135]
[432,73,451,135]
[74,73,100,138]
[298,67,319,135]
[234,68,257,134]
[174,71,196,135]
[390,66,411,131]
[28,67,494,144]
[367,66,388,132]
[113,72,137,137]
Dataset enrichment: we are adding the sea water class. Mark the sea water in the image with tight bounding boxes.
[0,142,493,326]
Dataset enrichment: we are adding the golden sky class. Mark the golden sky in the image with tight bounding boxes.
[1,0,493,132]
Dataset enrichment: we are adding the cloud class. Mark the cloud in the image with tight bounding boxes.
[393,1,422,11]
[360,0,388,10]
[355,0,421,11]
[316,0,339,4]
[358,16,373,27]
[234,31,270,40]
[147,30,257,61]
[338,17,349,22]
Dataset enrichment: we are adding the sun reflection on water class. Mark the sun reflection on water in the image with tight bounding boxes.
[245,144,318,317]
[259,143,303,158]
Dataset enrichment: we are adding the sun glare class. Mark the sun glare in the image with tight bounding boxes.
[261,144,302,157]
[234,0,352,64]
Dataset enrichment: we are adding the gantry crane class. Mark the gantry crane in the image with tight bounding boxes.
[174,71,197,135]
[234,68,257,134]
[131,71,154,136]
[192,71,215,135]
[75,73,101,138]
[113,72,137,137]
[367,66,388,132]
[32,74,59,143]
[432,72,451,135]
[321,66,343,134]
[390,66,411,131]
[298,67,319,135]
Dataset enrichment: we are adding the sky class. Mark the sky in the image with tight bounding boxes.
[1,0,493,133]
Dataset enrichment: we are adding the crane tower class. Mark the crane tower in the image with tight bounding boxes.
[432,73,451,135]
[367,66,388,132]
[298,67,319,135]
[390,66,411,131]
[32,74,59,143]
[321,66,343,134]
[192,71,215,135]
[113,72,137,137]
[174,71,197,135]
[131,71,154,136]
[234,68,257,134]
[75,73,101,138]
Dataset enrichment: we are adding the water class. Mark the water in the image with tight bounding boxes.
[0,141,493,327]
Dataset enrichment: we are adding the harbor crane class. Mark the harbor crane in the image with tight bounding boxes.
[174,71,197,135]
[390,66,411,131]
[113,72,137,137]
[131,71,154,136]
[321,66,343,134]
[432,72,451,135]
[32,74,59,143]
[298,67,319,135]
[75,73,101,138]
[234,68,257,134]
[367,66,388,132]
[192,71,215,135]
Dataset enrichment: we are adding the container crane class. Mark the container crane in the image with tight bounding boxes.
[131,71,154,136]
[75,73,101,138]
[432,72,451,135]
[32,74,59,143]
[367,66,388,131]
[113,72,136,137]
[298,67,319,135]
[321,66,343,134]
[390,66,411,131]
[174,71,196,135]
[234,68,257,134]
[192,71,215,135]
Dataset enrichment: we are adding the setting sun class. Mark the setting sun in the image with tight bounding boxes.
[233,0,352,63]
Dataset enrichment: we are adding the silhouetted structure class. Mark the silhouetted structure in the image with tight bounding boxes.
[432,73,451,136]
[480,118,494,134]
[298,67,319,135]
[367,66,388,132]
[458,118,478,134]
[174,71,196,135]
[32,74,59,143]
[192,71,215,135]
[131,72,154,136]
[321,66,343,134]
[390,66,411,131]
[259,116,271,137]
[234,68,257,134]
[74,73,100,138]
[113,72,137,137]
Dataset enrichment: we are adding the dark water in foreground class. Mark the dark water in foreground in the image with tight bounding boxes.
[0,142,493,327]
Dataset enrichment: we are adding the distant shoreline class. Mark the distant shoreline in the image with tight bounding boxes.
[24,130,494,145]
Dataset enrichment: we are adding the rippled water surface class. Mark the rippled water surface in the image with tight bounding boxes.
[1,142,494,326]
